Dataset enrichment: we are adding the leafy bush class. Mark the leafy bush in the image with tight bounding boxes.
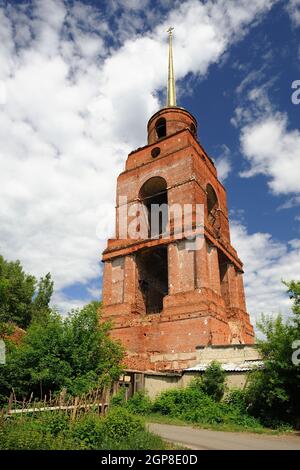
[0,415,81,450]
[101,407,144,441]
[0,407,167,450]
[152,385,263,430]
[224,388,248,413]
[110,387,126,407]
[102,429,165,450]
[153,386,212,415]
[244,281,300,429]
[70,413,104,449]
[191,361,226,401]
[126,391,152,415]
[38,411,70,437]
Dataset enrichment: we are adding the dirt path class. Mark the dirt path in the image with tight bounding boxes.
[148,423,300,450]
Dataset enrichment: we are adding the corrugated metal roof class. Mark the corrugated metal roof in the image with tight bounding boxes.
[185,360,264,372]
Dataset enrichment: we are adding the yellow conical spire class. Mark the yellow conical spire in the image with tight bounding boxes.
[167,26,176,107]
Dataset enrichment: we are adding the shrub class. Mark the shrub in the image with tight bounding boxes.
[224,388,248,413]
[38,411,70,437]
[110,387,126,407]
[101,407,144,441]
[199,361,226,401]
[152,385,263,429]
[152,387,213,416]
[126,391,152,415]
[0,407,166,450]
[0,416,81,450]
[70,413,104,449]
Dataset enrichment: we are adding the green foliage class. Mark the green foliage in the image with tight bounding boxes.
[39,411,70,437]
[70,412,104,448]
[190,361,226,401]
[31,273,54,324]
[0,407,167,450]
[0,302,124,402]
[115,429,166,450]
[0,255,54,330]
[224,388,248,413]
[111,389,152,415]
[286,280,300,321]
[101,407,144,441]
[152,385,263,430]
[245,281,300,428]
[110,387,126,407]
[0,255,36,329]
[0,322,13,338]
[126,391,152,415]
[0,414,81,450]
[70,408,164,450]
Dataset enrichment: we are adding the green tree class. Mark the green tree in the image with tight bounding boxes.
[0,302,124,402]
[0,255,54,329]
[31,273,54,324]
[201,361,226,401]
[246,281,300,428]
[0,255,36,328]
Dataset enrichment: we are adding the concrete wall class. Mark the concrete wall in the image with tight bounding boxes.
[144,374,182,400]
[180,371,249,391]
[144,370,249,400]
[194,344,260,363]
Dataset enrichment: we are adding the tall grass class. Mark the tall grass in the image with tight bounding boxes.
[0,406,167,450]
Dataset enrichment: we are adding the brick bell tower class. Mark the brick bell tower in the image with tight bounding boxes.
[101,28,254,372]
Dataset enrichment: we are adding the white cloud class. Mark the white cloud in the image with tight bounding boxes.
[51,292,88,315]
[231,221,300,327]
[277,196,300,210]
[240,113,300,195]
[0,0,277,312]
[286,0,300,27]
[232,71,300,197]
[214,144,231,182]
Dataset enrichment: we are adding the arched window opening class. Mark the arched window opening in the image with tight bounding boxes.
[206,184,219,227]
[136,246,168,314]
[218,251,230,307]
[139,176,168,239]
[155,118,166,139]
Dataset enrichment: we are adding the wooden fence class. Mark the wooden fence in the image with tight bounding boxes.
[1,383,120,420]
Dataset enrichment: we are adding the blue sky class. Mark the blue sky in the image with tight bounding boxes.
[0,0,299,326]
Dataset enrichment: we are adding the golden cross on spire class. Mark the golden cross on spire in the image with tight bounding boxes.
[166,26,176,107]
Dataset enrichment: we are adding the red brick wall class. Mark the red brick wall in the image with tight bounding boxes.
[101,106,255,371]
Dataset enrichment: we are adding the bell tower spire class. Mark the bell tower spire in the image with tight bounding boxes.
[167,26,176,107]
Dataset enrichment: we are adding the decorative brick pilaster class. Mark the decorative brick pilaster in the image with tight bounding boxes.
[208,244,221,295]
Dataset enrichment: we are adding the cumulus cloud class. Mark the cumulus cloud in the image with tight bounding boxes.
[213,144,231,182]
[0,0,277,312]
[286,0,300,27]
[277,196,300,210]
[231,221,300,327]
[232,68,300,197]
[240,114,300,195]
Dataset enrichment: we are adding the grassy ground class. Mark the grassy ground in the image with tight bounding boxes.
[0,407,172,450]
[144,412,292,435]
